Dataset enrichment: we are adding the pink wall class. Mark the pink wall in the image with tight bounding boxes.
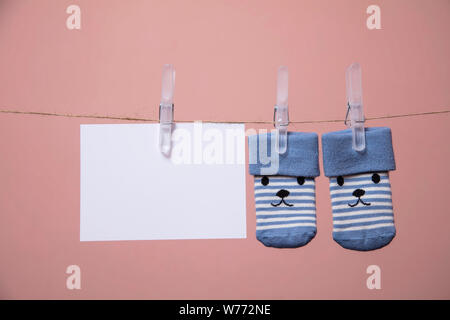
[0,0,449,299]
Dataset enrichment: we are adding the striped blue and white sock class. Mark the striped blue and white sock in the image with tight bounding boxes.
[322,127,397,251]
[254,175,317,248]
[329,172,395,251]
[248,131,320,248]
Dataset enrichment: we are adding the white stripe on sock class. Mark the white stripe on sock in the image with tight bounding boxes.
[333,216,394,225]
[332,209,393,218]
[257,216,316,223]
[256,209,316,216]
[329,179,389,187]
[257,222,316,230]
[331,172,388,180]
[254,181,315,187]
[255,202,316,209]
[330,187,391,195]
[333,222,394,232]
[255,195,315,201]
[254,187,315,195]
[331,194,392,202]
[256,175,315,180]
[331,201,392,210]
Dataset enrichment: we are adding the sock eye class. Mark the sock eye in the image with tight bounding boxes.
[297,177,305,185]
[261,176,269,186]
[372,173,381,184]
[337,176,344,186]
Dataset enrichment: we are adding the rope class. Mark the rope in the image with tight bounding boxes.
[0,108,448,124]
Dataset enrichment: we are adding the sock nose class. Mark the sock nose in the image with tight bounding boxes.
[276,189,290,198]
[353,189,365,197]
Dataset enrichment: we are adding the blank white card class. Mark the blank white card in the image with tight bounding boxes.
[80,123,247,241]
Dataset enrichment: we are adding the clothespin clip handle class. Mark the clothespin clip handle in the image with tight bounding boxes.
[345,63,366,152]
[273,66,289,154]
[159,64,175,155]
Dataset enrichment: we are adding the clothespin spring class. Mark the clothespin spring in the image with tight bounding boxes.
[344,102,365,126]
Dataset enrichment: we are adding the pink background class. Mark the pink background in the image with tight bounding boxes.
[0,0,449,299]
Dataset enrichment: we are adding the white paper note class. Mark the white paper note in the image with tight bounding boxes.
[80,123,247,241]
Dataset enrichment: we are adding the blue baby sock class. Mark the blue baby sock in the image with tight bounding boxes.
[322,127,396,251]
[248,132,320,248]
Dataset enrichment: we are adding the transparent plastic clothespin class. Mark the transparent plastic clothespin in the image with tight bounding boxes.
[273,66,289,154]
[345,62,365,152]
[159,64,175,155]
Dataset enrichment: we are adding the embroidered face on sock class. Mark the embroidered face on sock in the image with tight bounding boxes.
[328,171,395,251]
[332,172,386,208]
[255,175,314,208]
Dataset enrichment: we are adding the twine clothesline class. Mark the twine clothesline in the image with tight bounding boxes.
[0,108,448,124]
